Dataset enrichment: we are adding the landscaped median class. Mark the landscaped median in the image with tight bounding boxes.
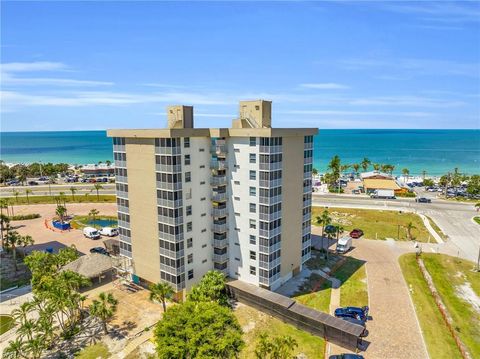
[1,194,116,205]
[399,253,479,359]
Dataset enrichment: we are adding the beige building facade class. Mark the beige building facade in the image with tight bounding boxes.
[108,100,317,293]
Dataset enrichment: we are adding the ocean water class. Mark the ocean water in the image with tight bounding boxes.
[1,129,479,176]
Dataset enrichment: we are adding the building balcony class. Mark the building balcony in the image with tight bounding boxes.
[116,190,128,199]
[119,248,132,258]
[212,192,227,202]
[213,252,229,263]
[119,234,131,244]
[302,252,311,264]
[259,257,281,270]
[212,223,228,233]
[117,205,129,214]
[302,213,311,223]
[114,160,127,168]
[210,176,227,186]
[214,266,229,276]
[160,264,185,276]
[259,162,282,171]
[259,211,281,222]
[303,198,312,208]
[304,142,313,150]
[160,248,185,259]
[259,195,282,205]
[303,170,312,179]
[156,181,182,191]
[115,175,128,184]
[302,239,311,250]
[303,184,311,194]
[211,145,228,156]
[213,238,228,248]
[259,226,281,239]
[159,232,184,243]
[212,207,228,217]
[259,178,282,188]
[157,198,183,208]
[259,272,280,286]
[302,227,310,237]
[210,160,228,170]
[113,144,126,153]
[258,241,281,254]
[118,220,130,229]
[158,215,184,226]
[155,164,182,173]
[259,145,282,154]
[155,146,181,155]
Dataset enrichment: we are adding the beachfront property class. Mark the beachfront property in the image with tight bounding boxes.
[107,100,317,294]
[360,171,408,195]
[80,163,114,177]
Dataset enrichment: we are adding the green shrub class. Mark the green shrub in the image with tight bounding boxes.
[397,191,416,198]
[9,213,41,221]
[328,186,344,193]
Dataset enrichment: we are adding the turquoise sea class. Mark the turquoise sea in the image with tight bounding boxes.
[1,130,479,176]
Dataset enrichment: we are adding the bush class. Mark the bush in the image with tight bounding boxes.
[397,192,416,198]
[9,213,41,221]
[328,186,344,193]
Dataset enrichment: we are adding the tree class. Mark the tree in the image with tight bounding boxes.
[5,230,22,271]
[105,160,112,166]
[423,178,434,187]
[467,175,480,196]
[312,168,318,176]
[315,210,331,258]
[0,213,10,249]
[154,300,244,359]
[373,163,380,171]
[254,332,298,359]
[88,208,99,227]
[12,189,20,204]
[15,164,29,186]
[19,235,34,257]
[89,292,118,334]
[405,222,416,241]
[188,270,229,306]
[149,282,174,312]
[439,173,451,197]
[361,158,371,172]
[25,189,33,204]
[69,186,77,200]
[55,205,67,223]
[93,183,103,200]
[335,224,344,245]
[352,163,360,178]
[402,168,410,182]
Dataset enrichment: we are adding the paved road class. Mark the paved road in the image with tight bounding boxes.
[0,183,116,197]
[313,193,479,263]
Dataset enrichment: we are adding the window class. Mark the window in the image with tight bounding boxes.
[249,219,256,229]
[187,238,193,248]
[234,196,240,201]
[185,172,191,182]
[234,148,240,153]
[249,170,256,180]
[186,205,192,216]
[235,212,241,217]
[249,203,256,213]
[184,137,190,148]
[235,257,240,261]
[250,251,256,260]
[202,259,207,263]
[234,242,240,246]
[201,228,206,233]
[255,105,260,110]
[202,244,207,248]
[249,153,256,164]
[249,187,257,196]
[249,235,256,245]
[201,213,206,217]
[187,222,192,232]
[188,269,194,280]
[199,148,205,152]
[185,155,191,165]
[200,181,205,185]
[249,137,256,146]
[234,180,240,185]
[250,266,256,275]
[188,254,193,264]
[200,165,205,168]
[234,164,240,169]
[201,197,206,201]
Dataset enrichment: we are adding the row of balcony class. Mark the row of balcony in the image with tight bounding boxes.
[259,179,282,188]
[213,252,229,263]
[116,190,128,199]
[302,239,311,250]
[302,226,311,237]
[259,210,281,222]
[212,222,228,233]
[302,252,311,264]
[156,181,182,191]
[210,160,228,170]
[155,146,181,155]
[303,184,312,194]
[212,192,227,202]
[115,160,127,168]
[117,205,129,214]
[259,257,281,271]
[158,215,184,226]
[211,144,228,155]
[259,145,282,154]
[155,164,182,173]
[113,144,126,153]
[159,232,184,243]
[258,241,281,255]
[259,195,282,205]
[259,226,281,239]
[116,175,128,184]
[303,198,312,208]
[211,176,227,186]
[304,171,312,179]
[212,207,228,217]
[303,213,311,223]
[160,248,185,259]
[213,238,228,248]
[259,271,281,286]
[157,198,183,208]
[259,162,282,171]
[304,142,313,150]
[119,248,132,258]
[160,263,185,276]
[119,234,131,244]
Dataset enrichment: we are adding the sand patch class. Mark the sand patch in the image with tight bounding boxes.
[456,282,480,313]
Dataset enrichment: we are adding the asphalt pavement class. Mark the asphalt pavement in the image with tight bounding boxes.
[0,183,116,197]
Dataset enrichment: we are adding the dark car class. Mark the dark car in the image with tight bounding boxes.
[415,197,432,203]
[329,354,364,359]
[335,306,369,321]
[89,247,109,256]
[28,181,39,185]
[349,229,364,239]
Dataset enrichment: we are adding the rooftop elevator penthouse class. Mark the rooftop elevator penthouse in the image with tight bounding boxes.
[108,100,317,295]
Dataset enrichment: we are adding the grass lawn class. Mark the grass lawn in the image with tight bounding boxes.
[75,343,110,359]
[312,206,432,242]
[0,315,14,335]
[422,254,480,357]
[4,194,116,205]
[235,304,325,359]
[425,215,449,241]
[0,277,31,291]
[70,215,118,229]
[399,253,465,359]
[336,258,368,308]
[474,217,480,225]
[294,277,332,313]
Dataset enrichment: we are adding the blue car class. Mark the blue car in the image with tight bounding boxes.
[334,306,369,321]
[329,355,364,359]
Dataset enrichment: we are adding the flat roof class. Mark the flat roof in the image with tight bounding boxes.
[107,127,318,138]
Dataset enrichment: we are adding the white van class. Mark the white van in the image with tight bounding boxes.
[336,236,353,253]
[83,227,101,240]
[100,227,119,237]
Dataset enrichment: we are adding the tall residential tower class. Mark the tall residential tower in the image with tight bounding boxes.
[107,100,317,294]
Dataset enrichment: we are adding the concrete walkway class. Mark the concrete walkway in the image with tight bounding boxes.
[418,213,443,243]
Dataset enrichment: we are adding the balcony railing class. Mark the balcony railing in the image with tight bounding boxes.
[303,171,312,179]
[211,145,228,155]
[118,220,130,229]
[113,144,126,152]
[258,241,281,254]
[116,190,128,199]
[115,160,127,168]
[155,146,181,155]
[302,252,311,264]
[158,215,184,226]
[213,238,228,248]
[115,175,128,184]
[157,198,183,208]
[304,142,313,150]
[303,198,312,208]
[302,213,311,223]
[259,272,280,286]
[213,252,229,263]
[119,234,131,244]
[160,264,185,276]
[212,192,227,202]
[302,226,310,237]
[259,162,282,171]
[259,145,282,154]
[156,181,182,191]
[119,248,132,258]
[159,232,184,243]
[117,205,129,214]
[259,257,281,270]
[303,184,311,194]
[212,207,228,217]
[155,164,182,173]
[212,223,228,233]
[160,248,185,259]
[259,211,281,222]
[259,226,281,239]
[214,266,229,276]
[210,176,227,186]
[259,179,282,188]
[210,160,228,170]
[302,239,311,250]
[259,195,282,205]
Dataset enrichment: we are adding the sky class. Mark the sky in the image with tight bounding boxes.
[1,0,479,131]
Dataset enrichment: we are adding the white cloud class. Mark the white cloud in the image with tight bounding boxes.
[299,83,350,90]
[1,61,67,72]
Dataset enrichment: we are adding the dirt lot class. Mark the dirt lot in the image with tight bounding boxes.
[10,203,117,255]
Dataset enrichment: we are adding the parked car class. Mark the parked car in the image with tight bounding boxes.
[336,236,353,254]
[349,229,364,239]
[83,227,101,240]
[329,354,364,359]
[89,247,109,256]
[415,197,431,203]
[100,227,118,237]
[335,306,369,321]
[28,181,39,185]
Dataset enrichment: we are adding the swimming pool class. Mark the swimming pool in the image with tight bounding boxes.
[87,218,118,228]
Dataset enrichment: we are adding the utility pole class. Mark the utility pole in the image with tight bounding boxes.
[476,246,480,272]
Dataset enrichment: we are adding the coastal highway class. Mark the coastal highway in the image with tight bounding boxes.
[313,193,480,263]
[0,183,116,197]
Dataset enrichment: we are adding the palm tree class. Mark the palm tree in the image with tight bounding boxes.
[315,210,331,257]
[12,190,20,204]
[19,234,34,257]
[56,205,67,223]
[0,214,10,249]
[3,338,25,359]
[93,183,103,200]
[59,191,67,207]
[25,189,32,204]
[149,281,175,312]
[405,222,416,241]
[88,208,99,227]
[105,160,112,166]
[361,158,371,172]
[402,168,410,183]
[312,168,318,176]
[335,224,344,247]
[5,230,22,271]
[352,163,360,178]
[89,292,118,334]
[340,164,350,175]
[0,198,10,217]
[69,186,77,201]
[373,163,380,171]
